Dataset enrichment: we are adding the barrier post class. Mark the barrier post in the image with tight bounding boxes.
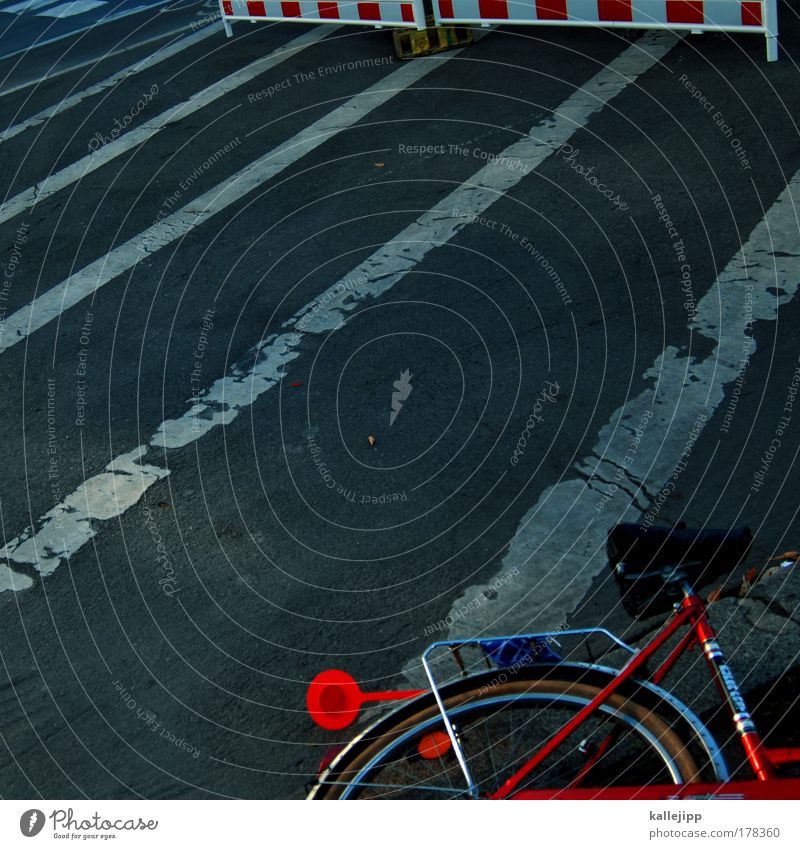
[220,0,233,36]
[765,0,779,61]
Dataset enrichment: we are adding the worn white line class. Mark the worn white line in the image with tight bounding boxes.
[0,41,466,354]
[0,2,190,62]
[2,446,169,577]
[1,23,219,143]
[1,31,675,589]
[0,23,218,98]
[0,23,336,225]
[39,1,106,18]
[425,171,800,665]
[2,0,60,12]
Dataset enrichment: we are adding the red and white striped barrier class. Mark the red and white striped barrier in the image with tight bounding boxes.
[433,0,779,60]
[220,0,426,34]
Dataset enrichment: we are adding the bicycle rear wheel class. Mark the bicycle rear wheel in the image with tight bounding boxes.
[310,668,705,799]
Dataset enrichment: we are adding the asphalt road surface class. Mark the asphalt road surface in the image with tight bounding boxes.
[1,3,800,799]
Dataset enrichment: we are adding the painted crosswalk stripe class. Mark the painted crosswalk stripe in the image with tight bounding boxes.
[413,173,800,676]
[0,23,336,226]
[0,31,677,591]
[0,39,473,355]
[2,24,220,144]
[38,0,106,16]
[1,0,60,12]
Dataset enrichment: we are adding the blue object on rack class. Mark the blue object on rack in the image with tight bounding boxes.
[479,636,561,668]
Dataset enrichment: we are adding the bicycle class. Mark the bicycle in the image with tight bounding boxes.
[305,523,800,799]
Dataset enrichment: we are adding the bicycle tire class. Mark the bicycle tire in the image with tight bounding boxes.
[310,667,707,799]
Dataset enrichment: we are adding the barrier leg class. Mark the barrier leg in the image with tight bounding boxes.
[219,0,232,37]
[765,0,778,61]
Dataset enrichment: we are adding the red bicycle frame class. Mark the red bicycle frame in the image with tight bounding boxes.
[489,583,800,799]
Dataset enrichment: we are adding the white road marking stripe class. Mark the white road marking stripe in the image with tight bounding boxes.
[2,0,60,12]
[0,42,466,354]
[38,0,105,17]
[0,22,205,85]
[424,171,800,664]
[0,31,674,591]
[2,446,169,577]
[1,23,219,143]
[0,564,34,591]
[0,23,336,226]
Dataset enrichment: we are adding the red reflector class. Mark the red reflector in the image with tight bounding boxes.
[307,669,362,731]
[418,730,453,759]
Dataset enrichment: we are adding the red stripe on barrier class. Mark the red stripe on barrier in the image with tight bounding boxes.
[358,1,382,19]
[247,0,266,14]
[479,0,508,17]
[597,0,632,21]
[665,0,704,24]
[438,0,454,16]
[222,0,232,13]
[401,3,415,20]
[281,1,301,14]
[741,1,762,26]
[535,0,567,20]
[318,1,339,17]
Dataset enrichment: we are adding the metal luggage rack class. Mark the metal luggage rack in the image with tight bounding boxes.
[419,629,639,796]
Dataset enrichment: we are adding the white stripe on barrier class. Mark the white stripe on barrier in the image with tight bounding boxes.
[433,0,778,61]
[219,0,426,34]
